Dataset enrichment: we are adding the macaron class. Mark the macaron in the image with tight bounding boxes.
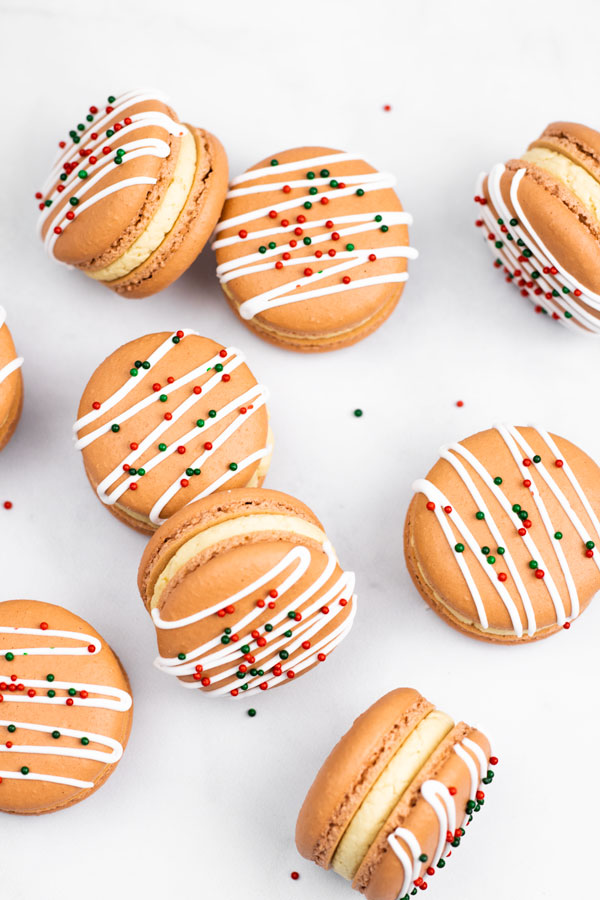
[137,488,357,697]
[74,329,272,534]
[476,122,600,333]
[0,306,23,451]
[36,88,228,297]
[405,424,600,642]
[296,687,495,900]
[0,599,133,815]
[213,147,417,351]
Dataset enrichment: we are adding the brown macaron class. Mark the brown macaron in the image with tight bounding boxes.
[296,688,495,900]
[475,121,600,333]
[213,147,417,351]
[0,599,133,815]
[74,329,272,534]
[405,424,600,643]
[137,488,356,698]
[0,306,23,451]
[37,88,228,298]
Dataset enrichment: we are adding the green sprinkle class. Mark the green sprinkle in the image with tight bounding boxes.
[346,243,355,251]
[356,188,365,196]
[208,409,217,418]
[279,650,289,660]
[158,443,167,452]
[320,169,329,177]
[268,241,276,249]
[519,510,529,521]
[229,463,238,471]
[7,724,16,733]
[196,419,205,428]
[495,241,503,249]
[380,224,389,232]
[247,708,257,717]
[437,860,446,869]
[510,218,518,226]
[52,730,61,740]
[130,368,138,377]
[21,767,30,776]
[493,476,503,485]
[284,630,292,638]
[487,555,496,565]
[258,246,267,254]
[512,504,521,513]
[69,197,79,206]
[475,511,485,520]
[533,455,541,463]
[306,171,315,179]
[455,543,465,553]
[481,546,490,555]
[78,170,88,179]
[303,236,312,245]
[46,674,55,682]
[419,854,428,863]
[177,653,186,660]
[497,546,505,555]
[554,532,563,540]
[142,361,150,369]
[107,95,116,103]
[193,469,201,476]
[529,560,538,570]
[241,645,250,654]
[329,179,338,188]
[215,363,223,372]
[68,688,76,696]
[111,423,120,433]
[47,690,56,698]
[303,201,312,209]
[270,159,278,166]
[265,624,273,632]
[172,336,180,344]
[81,737,90,746]
[5,652,14,661]
[186,468,194,477]
[354,408,363,417]
[309,187,318,195]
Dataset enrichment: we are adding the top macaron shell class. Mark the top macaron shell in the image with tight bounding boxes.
[405,426,600,641]
[0,599,133,815]
[0,308,23,450]
[213,147,415,348]
[37,90,228,297]
[75,331,271,533]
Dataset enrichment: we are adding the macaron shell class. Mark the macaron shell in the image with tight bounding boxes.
[405,427,600,641]
[0,320,23,450]
[529,121,600,183]
[487,162,600,300]
[358,727,491,900]
[43,98,182,266]
[153,533,352,695]
[215,147,411,344]
[106,127,229,298]
[139,488,322,604]
[76,333,269,529]
[295,689,433,867]
[0,600,133,815]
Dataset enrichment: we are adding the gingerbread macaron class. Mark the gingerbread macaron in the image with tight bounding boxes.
[476,122,600,333]
[405,424,600,642]
[36,88,227,297]
[0,306,23,451]
[213,147,418,351]
[74,329,272,534]
[138,488,356,697]
[0,599,133,815]
[296,687,495,899]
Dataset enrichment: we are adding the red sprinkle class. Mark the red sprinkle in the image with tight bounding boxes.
[291,872,300,881]
[3,501,13,510]
[456,400,464,408]
[426,501,435,511]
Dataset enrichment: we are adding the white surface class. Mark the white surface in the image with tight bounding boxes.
[1,0,599,897]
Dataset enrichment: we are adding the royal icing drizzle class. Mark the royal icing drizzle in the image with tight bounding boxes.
[152,541,356,697]
[0,307,23,387]
[36,88,185,260]
[73,330,271,526]
[212,151,418,320]
[0,623,132,790]
[476,163,600,334]
[412,425,600,637]
[387,736,490,900]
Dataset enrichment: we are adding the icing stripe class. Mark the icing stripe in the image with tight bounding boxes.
[0,306,23,387]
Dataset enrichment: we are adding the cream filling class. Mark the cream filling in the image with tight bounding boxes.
[90,128,197,282]
[151,513,328,609]
[331,710,454,880]
[522,147,600,223]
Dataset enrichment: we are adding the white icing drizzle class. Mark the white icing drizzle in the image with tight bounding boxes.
[477,163,600,334]
[0,306,23,387]
[412,425,600,636]
[37,89,186,260]
[387,737,487,900]
[212,151,417,320]
[73,330,271,526]
[0,624,132,790]
[152,541,356,697]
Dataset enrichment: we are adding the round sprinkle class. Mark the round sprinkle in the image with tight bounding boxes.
[247,708,257,718]
[353,409,363,417]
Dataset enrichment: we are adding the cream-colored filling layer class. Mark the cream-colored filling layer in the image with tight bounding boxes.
[90,128,197,282]
[331,710,454,880]
[151,513,328,608]
[522,147,600,223]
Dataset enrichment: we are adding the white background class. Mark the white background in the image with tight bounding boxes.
[1,1,598,897]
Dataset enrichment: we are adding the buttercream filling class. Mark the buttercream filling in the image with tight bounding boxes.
[522,147,600,223]
[151,513,328,609]
[90,127,197,281]
[331,710,454,880]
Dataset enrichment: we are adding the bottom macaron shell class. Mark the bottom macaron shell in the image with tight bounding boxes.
[355,726,491,900]
[295,689,433,868]
[105,127,228,298]
[0,600,133,815]
[224,284,403,352]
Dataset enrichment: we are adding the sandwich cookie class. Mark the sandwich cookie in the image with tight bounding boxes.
[138,488,357,697]
[405,425,600,642]
[0,306,23,451]
[0,599,133,815]
[74,329,272,534]
[476,122,600,333]
[36,88,228,297]
[213,147,417,351]
[296,687,495,899]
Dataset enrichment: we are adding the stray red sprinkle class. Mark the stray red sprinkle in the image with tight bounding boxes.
[383,104,392,111]
[456,400,464,408]
[291,872,300,881]
[3,501,13,510]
